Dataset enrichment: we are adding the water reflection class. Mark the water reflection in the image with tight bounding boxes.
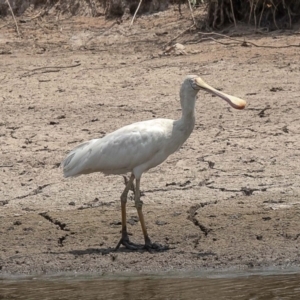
[1,271,300,300]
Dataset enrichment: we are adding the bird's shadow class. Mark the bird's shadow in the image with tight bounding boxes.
[69,247,133,256]
[68,244,171,256]
[46,243,171,257]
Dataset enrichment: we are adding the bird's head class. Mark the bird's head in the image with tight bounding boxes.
[183,75,246,110]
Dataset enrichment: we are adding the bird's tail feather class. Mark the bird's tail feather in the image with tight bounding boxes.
[61,140,95,177]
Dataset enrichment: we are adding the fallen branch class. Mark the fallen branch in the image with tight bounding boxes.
[130,0,142,27]
[28,63,81,72]
[188,31,300,49]
[21,69,60,78]
[5,0,20,38]
[41,69,60,74]
[21,63,81,78]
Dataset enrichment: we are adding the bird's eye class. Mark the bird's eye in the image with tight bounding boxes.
[189,79,197,89]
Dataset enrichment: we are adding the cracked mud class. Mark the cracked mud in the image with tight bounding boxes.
[1,9,300,275]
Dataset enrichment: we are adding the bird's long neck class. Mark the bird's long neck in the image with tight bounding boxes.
[177,89,197,134]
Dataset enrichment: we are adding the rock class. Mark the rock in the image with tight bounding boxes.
[155,220,168,226]
[164,43,187,56]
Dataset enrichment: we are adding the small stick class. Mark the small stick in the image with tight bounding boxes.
[212,1,218,28]
[130,0,142,27]
[165,24,195,47]
[21,63,81,78]
[254,0,258,28]
[29,10,42,20]
[270,0,279,29]
[258,0,266,28]
[248,0,253,24]
[187,0,196,27]
[229,0,237,28]
[28,63,81,72]
[220,0,224,27]
[5,0,20,38]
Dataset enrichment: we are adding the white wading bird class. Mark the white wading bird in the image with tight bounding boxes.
[61,75,246,251]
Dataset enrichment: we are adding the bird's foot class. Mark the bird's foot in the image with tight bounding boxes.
[144,237,169,252]
[144,242,169,252]
[115,236,169,252]
[115,235,143,251]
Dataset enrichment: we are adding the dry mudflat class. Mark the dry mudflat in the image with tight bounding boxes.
[1,8,300,275]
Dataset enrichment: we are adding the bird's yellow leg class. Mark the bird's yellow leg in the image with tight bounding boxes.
[115,174,138,250]
[117,176,167,251]
[135,179,152,246]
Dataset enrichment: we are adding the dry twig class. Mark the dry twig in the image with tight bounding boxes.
[212,1,218,28]
[130,0,143,27]
[165,24,195,47]
[253,0,258,28]
[229,0,237,28]
[28,10,43,21]
[248,0,254,24]
[21,63,81,78]
[189,31,300,49]
[187,0,196,27]
[28,63,81,72]
[258,0,266,28]
[5,0,20,37]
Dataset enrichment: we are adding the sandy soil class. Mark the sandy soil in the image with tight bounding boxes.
[1,7,300,275]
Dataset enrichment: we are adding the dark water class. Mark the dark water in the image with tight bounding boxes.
[1,270,300,300]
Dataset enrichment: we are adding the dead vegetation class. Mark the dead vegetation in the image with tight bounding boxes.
[0,0,300,29]
[0,0,169,17]
[206,0,300,29]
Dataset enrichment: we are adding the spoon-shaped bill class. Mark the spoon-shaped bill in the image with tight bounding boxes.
[195,77,246,110]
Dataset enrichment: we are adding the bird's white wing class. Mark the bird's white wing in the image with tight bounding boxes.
[62,119,176,178]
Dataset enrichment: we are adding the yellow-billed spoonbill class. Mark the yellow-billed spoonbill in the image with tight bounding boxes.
[61,75,246,250]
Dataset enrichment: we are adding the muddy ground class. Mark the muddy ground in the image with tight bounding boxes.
[1,7,300,275]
